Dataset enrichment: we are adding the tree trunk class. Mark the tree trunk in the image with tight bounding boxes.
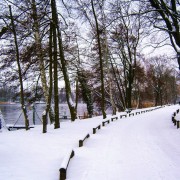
[31,0,55,124]
[78,71,93,118]
[104,25,116,115]
[51,0,77,121]
[109,55,126,110]
[75,36,81,115]
[91,0,106,119]
[75,78,79,114]
[59,44,77,121]
[155,91,159,106]
[127,66,133,109]
[9,5,29,130]
[51,0,60,128]
[42,22,54,133]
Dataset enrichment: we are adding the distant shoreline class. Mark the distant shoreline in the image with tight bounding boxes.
[0,102,16,105]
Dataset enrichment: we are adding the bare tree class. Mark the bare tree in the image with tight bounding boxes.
[140,0,180,69]
[146,55,178,105]
[9,5,29,130]
[90,0,106,118]
[51,0,60,128]
[109,0,144,109]
[52,0,77,121]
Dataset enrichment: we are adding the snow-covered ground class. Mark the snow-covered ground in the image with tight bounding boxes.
[0,105,180,180]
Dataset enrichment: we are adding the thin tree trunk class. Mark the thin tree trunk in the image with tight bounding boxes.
[104,27,116,115]
[91,0,106,119]
[127,65,133,109]
[109,78,116,115]
[9,5,29,130]
[109,54,126,110]
[42,22,54,133]
[58,30,77,121]
[75,78,79,114]
[51,1,60,128]
[75,36,80,115]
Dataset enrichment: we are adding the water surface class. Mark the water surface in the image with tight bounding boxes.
[0,103,87,126]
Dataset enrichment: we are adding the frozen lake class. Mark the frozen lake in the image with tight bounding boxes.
[0,103,87,125]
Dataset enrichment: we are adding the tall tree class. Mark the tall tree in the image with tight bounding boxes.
[90,0,106,118]
[31,0,55,126]
[51,0,77,121]
[109,0,144,109]
[146,56,177,105]
[51,0,60,128]
[9,5,29,130]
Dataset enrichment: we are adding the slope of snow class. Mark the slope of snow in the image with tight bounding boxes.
[0,105,180,180]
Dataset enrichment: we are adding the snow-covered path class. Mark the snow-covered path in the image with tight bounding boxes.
[68,106,180,180]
